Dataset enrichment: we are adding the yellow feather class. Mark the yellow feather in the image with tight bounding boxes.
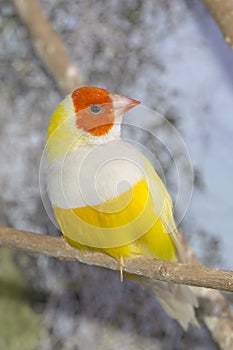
[53,177,176,261]
[47,97,89,162]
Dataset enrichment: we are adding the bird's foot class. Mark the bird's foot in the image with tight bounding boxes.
[118,256,124,282]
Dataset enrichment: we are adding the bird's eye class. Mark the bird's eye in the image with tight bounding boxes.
[90,104,102,114]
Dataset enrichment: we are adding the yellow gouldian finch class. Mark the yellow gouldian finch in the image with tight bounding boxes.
[46,86,198,329]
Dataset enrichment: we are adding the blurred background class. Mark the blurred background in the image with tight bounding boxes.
[0,0,233,349]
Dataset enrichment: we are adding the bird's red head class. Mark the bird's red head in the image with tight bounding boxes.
[71,86,140,137]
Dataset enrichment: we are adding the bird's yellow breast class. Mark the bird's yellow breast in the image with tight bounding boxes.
[53,178,176,261]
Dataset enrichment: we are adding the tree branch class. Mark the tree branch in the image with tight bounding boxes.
[2,226,233,348]
[202,0,233,50]
[12,0,85,94]
[1,226,233,292]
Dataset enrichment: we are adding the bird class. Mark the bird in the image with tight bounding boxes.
[46,86,198,329]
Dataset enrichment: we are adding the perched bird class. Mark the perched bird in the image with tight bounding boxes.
[47,86,198,329]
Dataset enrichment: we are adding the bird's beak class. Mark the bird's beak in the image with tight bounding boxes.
[110,93,140,119]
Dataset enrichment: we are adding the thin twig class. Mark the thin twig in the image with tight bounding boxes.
[1,226,233,292]
[202,0,233,50]
[12,0,85,94]
[2,226,233,348]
